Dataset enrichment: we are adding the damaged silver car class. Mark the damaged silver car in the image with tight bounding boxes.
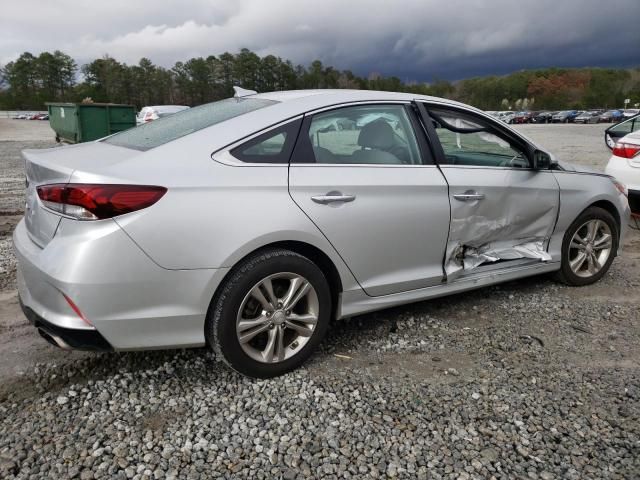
[14,89,630,378]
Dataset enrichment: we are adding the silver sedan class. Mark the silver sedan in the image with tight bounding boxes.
[14,89,630,377]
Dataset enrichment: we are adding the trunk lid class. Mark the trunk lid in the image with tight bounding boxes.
[23,142,140,247]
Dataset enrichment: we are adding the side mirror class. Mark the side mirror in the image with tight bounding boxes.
[533,150,555,170]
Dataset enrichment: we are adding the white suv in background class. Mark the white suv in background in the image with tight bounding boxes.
[137,105,189,124]
[605,126,640,218]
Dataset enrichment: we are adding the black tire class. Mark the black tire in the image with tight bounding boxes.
[554,207,619,286]
[206,248,331,378]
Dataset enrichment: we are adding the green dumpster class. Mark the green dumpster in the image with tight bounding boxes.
[46,103,136,143]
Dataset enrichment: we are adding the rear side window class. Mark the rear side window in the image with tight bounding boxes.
[105,98,277,151]
[231,119,302,164]
[292,104,423,165]
[610,116,639,135]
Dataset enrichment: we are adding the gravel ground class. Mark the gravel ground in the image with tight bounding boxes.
[0,120,638,479]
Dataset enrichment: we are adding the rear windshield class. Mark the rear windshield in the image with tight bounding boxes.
[105,97,277,151]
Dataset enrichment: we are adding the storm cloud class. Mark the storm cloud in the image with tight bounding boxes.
[1,0,639,81]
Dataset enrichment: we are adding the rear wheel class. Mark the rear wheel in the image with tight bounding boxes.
[207,249,331,378]
[555,207,618,286]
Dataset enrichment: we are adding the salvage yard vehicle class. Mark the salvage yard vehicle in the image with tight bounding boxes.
[532,111,554,123]
[511,111,534,124]
[604,113,640,149]
[600,110,623,123]
[574,111,601,124]
[552,110,578,123]
[14,89,630,377]
[136,105,190,125]
[605,122,640,218]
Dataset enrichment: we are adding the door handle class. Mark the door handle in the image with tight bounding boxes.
[453,191,485,201]
[311,193,356,204]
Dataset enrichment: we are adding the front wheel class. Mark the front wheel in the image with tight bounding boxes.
[555,207,618,286]
[207,249,331,378]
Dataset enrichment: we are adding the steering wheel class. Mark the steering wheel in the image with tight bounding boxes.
[498,154,526,168]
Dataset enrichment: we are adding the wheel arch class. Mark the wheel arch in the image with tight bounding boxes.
[588,199,621,233]
[207,240,344,327]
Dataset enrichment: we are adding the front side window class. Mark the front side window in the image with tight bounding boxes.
[105,97,277,151]
[294,105,423,165]
[428,107,530,168]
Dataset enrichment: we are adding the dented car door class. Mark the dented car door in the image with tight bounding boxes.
[417,103,560,279]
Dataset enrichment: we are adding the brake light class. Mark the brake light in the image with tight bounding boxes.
[612,143,640,159]
[37,184,167,220]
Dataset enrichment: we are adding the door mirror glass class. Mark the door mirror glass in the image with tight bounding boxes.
[533,150,554,170]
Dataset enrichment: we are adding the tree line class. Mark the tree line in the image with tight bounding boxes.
[1,49,638,111]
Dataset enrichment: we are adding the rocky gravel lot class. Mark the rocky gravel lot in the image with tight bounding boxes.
[0,120,638,479]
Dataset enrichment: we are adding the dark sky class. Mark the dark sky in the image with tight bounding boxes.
[2,0,639,82]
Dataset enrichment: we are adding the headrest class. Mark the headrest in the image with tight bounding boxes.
[357,120,394,149]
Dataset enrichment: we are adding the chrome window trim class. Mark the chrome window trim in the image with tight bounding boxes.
[303,100,411,116]
[291,164,441,169]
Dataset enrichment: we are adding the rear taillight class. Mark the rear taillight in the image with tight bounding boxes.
[37,184,167,220]
[612,143,640,159]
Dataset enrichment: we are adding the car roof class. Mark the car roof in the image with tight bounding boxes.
[139,88,543,157]
[252,88,470,110]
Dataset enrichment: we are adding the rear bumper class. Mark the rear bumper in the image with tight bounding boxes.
[605,156,640,194]
[13,217,228,350]
[20,298,112,351]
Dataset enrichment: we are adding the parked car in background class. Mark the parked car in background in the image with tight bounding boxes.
[552,110,578,123]
[532,111,554,123]
[623,109,640,119]
[512,111,534,124]
[574,111,601,124]
[599,110,623,123]
[13,88,629,377]
[137,105,190,124]
[605,129,640,217]
[604,114,640,149]
[500,112,516,124]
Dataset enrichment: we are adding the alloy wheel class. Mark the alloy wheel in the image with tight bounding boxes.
[568,219,613,278]
[236,273,319,363]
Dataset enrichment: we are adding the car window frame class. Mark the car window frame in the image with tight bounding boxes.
[230,118,302,164]
[415,101,536,170]
[213,116,303,167]
[290,102,435,166]
[608,114,640,135]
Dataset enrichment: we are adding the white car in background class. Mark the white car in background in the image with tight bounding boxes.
[605,129,640,218]
[500,112,516,124]
[137,105,190,124]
